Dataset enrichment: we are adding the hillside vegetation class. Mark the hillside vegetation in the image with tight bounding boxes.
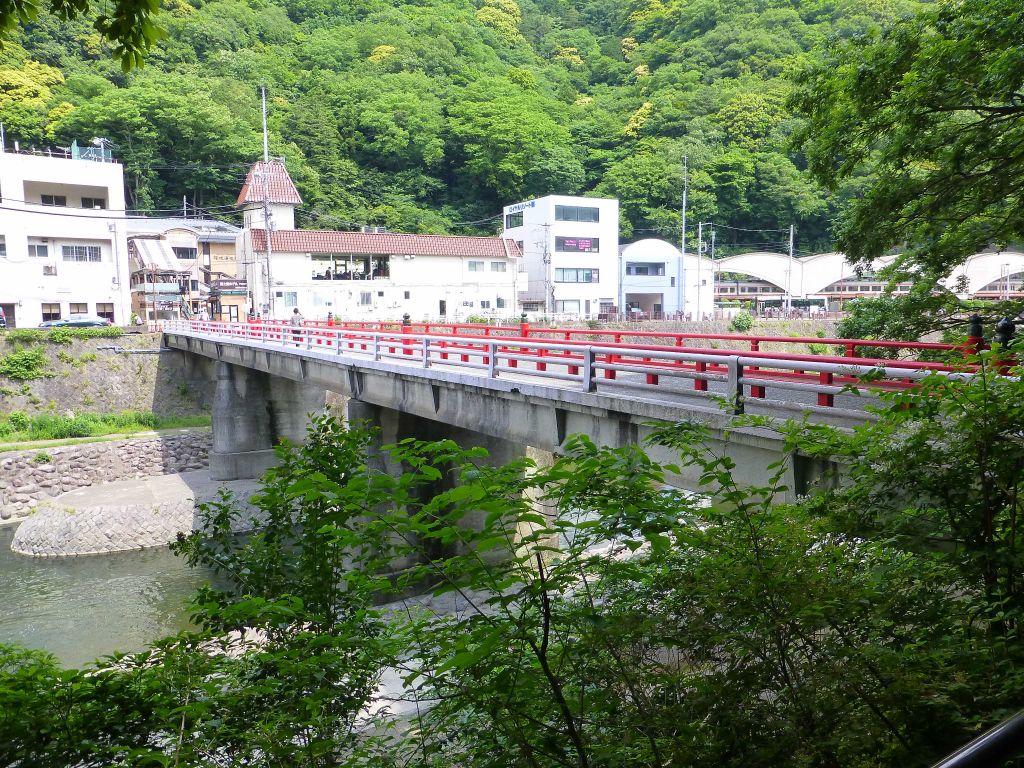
[0,0,920,252]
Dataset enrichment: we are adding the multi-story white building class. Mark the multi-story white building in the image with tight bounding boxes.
[501,195,619,318]
[236,160,521,321]
[0,146,131,327]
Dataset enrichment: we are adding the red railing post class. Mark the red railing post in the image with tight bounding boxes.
[995,317,1017,374]
[694,361,708,391]
[818,371,834,407]
[965,313,987,357]
[401,313,413,355]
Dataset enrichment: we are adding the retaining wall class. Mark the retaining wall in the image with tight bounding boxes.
[0,431,210,521]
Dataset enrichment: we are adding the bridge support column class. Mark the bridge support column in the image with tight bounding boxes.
[209,362,326,481]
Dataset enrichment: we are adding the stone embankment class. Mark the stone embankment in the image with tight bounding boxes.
[11,471,262,557]
[0,432,211,521]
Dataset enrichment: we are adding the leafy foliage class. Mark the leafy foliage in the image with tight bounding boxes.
[794,0,1024,279]
[0,346,51,380]
[3,387,1024,765]
[0,0,905,247]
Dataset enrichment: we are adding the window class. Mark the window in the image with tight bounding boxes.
[555,236,599,253]
[96,303,114,321]
[625,262,665,276]
[554,205,599,222]
[81,197,105,209]
[462,300,474,307]
[70,303,87,314]
[554,300,581,313]
[0,235,5,258]
[490,261,507,272]
[467,260,484,272]
[377,291,384,297]
[496,297,506,309]
[555,268,599,283]
[62,245,101,262]
[42,303,61,321]
[28,244,48,258]
[516,241,523,251]
[505,212,523,229]
[404,291,411,299]
[359,292,372,306]
[202,242,210,256]
[41,194,66,207]
[480,300,491,309]
[670,277,676,287]
[275,291,298,307]
[173,247,198,260]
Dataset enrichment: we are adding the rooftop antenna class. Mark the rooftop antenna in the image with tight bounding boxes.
[261,86,270,163]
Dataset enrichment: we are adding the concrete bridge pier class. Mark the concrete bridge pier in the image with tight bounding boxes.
[209,362,325,481]
[345,399,557,564]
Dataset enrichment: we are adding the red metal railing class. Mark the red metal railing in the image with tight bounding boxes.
[170,320,980,413]
[303,319,960,360]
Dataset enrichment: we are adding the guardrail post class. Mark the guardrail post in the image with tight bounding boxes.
[694,361,708,391]
[372,334,380,361]
[965,313,986,357]
[604,351,617,379]
[644,357,658,385]
[536,347,547,372]
[402,313,413,355]
[421,338,430,368]
[818,371,834,407]
[995,317,1017,374]
[727,356,744,415]
[487,341,497,378]
[582,347,596,392]
[520,313,529,338]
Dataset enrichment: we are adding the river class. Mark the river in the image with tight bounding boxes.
[0,524,212,668]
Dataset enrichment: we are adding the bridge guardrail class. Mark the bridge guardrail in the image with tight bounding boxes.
[165,320,973,414]
[300,318,963,360]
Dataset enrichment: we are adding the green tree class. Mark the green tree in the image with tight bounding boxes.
[793,0,1024,279]
[0,0,163,69]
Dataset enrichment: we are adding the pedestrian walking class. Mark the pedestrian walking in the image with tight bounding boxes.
[290,307,304,346]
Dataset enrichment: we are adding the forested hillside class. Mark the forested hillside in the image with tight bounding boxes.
[0,0,920,250]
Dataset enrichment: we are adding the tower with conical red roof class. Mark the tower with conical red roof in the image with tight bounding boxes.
[236,158,302,232]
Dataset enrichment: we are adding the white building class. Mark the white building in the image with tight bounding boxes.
[501,195,619,318]
[236,160,521,321]
[618,239,715,320]
[0,146,131,327]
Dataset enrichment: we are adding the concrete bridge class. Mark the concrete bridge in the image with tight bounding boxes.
[162,320,964,499]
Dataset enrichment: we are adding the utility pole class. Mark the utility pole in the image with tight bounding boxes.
[697,221,703,321]
[541,223,552,315]
[710,224,716,315]
[260,86,274,317]
[679,155,688,318]
[787,223,795,312]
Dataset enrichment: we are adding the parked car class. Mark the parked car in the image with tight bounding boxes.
[39,314,113,328]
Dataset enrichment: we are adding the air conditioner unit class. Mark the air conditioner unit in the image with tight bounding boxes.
[43,265,57,276]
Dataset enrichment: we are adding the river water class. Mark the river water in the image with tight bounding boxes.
[0,525,211,667]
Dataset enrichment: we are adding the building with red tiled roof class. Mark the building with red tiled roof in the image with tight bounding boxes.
[249,229,520,260]
[236,157,523,321]
[236,159,302,232]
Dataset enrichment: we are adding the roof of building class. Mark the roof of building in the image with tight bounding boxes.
[249,229,522,259]
[236,159,303,207]
[127,217,240,242]
[129,238,188,272]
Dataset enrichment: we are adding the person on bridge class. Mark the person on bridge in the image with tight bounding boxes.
[290,307,305,345]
